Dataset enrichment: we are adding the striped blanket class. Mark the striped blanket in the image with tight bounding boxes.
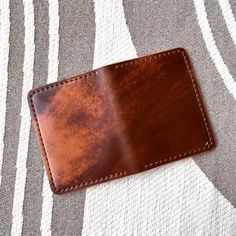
[0,0,236,235]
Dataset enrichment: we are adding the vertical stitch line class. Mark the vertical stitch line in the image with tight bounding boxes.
[181,51,213,144]
[29,96,57,191]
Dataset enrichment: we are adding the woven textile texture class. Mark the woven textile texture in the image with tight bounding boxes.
[0,0,236,235]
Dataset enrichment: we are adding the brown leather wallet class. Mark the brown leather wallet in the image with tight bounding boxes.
[28,48,215,194]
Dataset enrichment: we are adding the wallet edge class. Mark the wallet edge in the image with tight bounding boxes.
[28,48,216,194]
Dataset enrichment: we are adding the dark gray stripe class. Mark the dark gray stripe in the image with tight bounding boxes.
[0,0,24,235]
[22,0,49,234]
[57,0,95,79]
[229,0,236,17]
[205,0,236,78]
[52,0,95,235]
[123,0,236,207]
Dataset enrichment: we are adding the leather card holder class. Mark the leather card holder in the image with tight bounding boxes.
[28,48,215,194]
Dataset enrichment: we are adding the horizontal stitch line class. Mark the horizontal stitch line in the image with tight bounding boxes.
[29,48,213,193]
[28,72,97,96]
[114,49,179,69]
[144,143,213,168]
[58,171,127,193]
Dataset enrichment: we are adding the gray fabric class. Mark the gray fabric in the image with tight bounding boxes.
[57,0,95,79]
[123,0,236,207]
[0,0,236,234]
[22,0,49,234]
[0,0,95,235]
[0,0,25,235]
[206,0,236,73]
[196,0,236,206]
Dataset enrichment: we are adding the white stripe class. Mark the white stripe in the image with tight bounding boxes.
[11,0,35,235]
[0,0,10,186]
[82,159,236,235]
[40,0,59,235]
[82,0,236,235]
[93,0,137,69]
[47,0,59,84]
[41,173,53,236]
[218,0,236,47]
[193,0,236,100]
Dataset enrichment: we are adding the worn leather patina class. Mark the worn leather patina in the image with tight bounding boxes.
[28,48,215,194]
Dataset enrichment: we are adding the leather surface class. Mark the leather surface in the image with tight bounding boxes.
[28,48,215,194]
